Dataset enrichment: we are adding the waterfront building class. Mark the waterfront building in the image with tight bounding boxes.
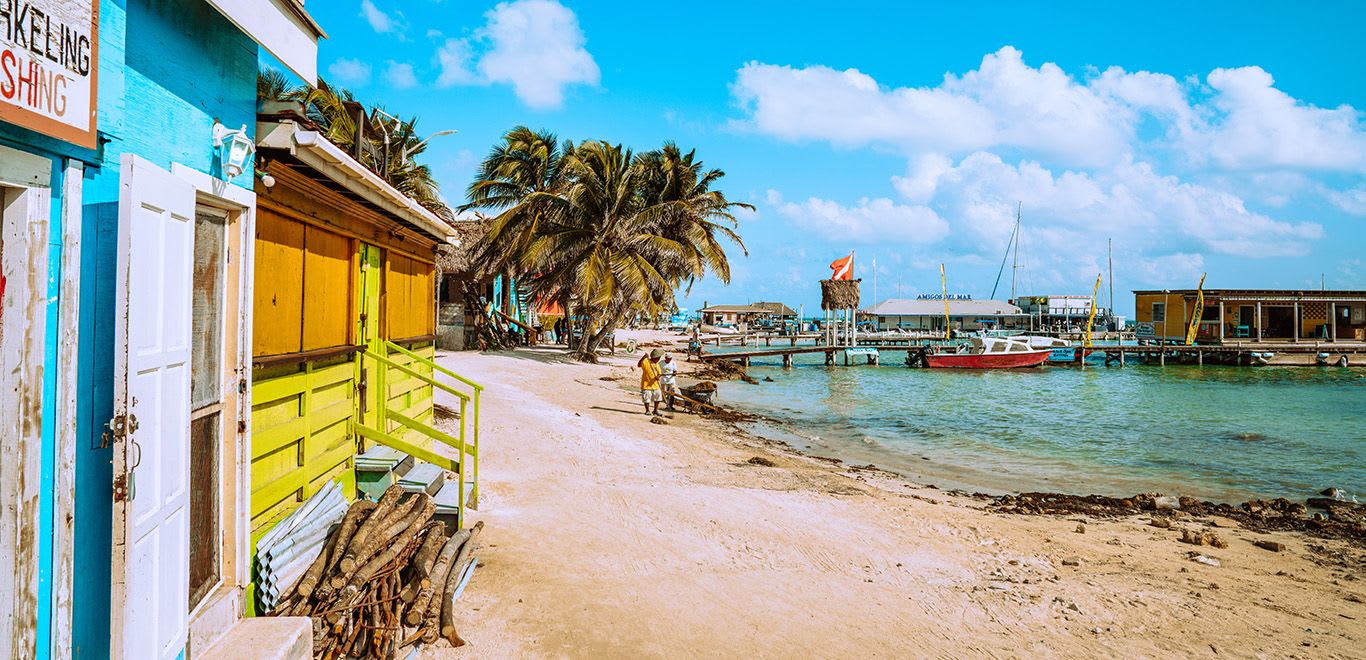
[2,0,325,656]
[752,301,799,321]
[251,104,478,600]
[700,303,772,329]
[1133,289,1366,343]
[1013,295,1120,331]
[867,297,1025,332]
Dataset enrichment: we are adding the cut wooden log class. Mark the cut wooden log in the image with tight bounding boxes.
[340,498,434,602]
[401,523,446,602]
[441,520,484,646]
[323,499,376,575]
[339,494,432,586]
[339,484,406,573]
[405,527,469,626]
[292,517,345,601]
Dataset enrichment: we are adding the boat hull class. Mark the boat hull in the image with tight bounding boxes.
[926,349,1052,369]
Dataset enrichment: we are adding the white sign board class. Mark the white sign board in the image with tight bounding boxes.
[0,0,98,148]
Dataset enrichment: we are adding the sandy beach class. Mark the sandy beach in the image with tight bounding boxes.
[427,330,1364,658]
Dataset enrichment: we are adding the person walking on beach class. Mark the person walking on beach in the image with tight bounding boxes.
[659,352,678,411]
[637,348,664,415]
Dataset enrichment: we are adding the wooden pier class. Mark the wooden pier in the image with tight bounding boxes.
[699,341,1366,368]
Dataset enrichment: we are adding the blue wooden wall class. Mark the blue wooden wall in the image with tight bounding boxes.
[71,1,260,657]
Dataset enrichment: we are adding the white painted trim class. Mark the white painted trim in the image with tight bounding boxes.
[0,144,50,187]
[205,0,323,84]
[0,150,52,658]
[51,159,84,660]
[172,164,256,209]
[256,120,457,241]
[171,164,256,593]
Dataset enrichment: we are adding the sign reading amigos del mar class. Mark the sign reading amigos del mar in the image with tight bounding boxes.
[0,0,97,148]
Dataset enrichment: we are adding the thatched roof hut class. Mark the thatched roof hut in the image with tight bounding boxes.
[820,279,861,310]
[436,218,489,276]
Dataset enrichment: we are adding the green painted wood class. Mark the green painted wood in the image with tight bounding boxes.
[353,423,458,473]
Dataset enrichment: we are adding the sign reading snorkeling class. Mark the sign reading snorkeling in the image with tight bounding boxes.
[0,0,98,148]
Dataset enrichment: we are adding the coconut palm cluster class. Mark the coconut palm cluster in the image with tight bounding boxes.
[464,127,750,359]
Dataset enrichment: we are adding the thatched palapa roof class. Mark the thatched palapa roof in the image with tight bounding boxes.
[820,279,861,310]
[436,219,489,275]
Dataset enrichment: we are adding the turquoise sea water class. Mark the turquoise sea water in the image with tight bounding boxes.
[714,350,1366,503]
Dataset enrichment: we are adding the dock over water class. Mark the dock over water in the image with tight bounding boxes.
[699,341,1366,367]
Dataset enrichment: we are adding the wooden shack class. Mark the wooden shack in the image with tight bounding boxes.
[1133,289,1366,343]
[250,114,460,541]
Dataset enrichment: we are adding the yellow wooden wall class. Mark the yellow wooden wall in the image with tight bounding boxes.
[385,253,435,340]
[253,209,355,356]
[382,342,437,451]
[249,358,358,533]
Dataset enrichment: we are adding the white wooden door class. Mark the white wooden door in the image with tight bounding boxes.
[110,155,196,660]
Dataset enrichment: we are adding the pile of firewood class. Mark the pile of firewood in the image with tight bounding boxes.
[270,485,484,659]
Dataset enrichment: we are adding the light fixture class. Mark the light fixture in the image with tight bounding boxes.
[212,122,255,181]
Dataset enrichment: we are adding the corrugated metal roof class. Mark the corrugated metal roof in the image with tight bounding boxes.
[868,298,1023,316]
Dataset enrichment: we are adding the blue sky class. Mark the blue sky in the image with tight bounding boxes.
[286,1,1366,316]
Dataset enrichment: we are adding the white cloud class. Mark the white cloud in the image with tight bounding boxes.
[767,191,950,244]
[360,0,404,36]
[1195,67,1366,171]
[732,47,1366,177]
[733,47,1134,167]
[906,151,1323,259]
[1328,186,1366,216]
[475,0,600,109]
[327,58,372,86]
[429,0,599,109]
[435,38,477,88]
[384,61,418,89]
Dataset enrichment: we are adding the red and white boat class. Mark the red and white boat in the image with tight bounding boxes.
[925,337,1052,369]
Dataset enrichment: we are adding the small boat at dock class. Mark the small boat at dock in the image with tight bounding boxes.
[924,336,1053,369]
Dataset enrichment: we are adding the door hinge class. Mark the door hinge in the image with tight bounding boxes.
[239,377,248,394]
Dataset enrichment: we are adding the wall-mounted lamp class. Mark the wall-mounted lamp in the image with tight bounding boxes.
[212,122,255,180]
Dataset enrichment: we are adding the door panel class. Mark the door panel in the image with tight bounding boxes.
[112,155,196,660]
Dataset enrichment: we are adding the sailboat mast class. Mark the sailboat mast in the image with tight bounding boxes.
[1011,202,1021,300]
[1108,238,1114,330]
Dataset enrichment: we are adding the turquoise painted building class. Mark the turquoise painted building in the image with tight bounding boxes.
[0,0,322,657]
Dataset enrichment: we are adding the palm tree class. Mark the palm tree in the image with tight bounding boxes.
[462,126,567,279]
[462,137,748,359]
[255,72,453,219]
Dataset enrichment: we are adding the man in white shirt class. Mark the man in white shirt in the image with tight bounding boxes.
[659,353,679,411]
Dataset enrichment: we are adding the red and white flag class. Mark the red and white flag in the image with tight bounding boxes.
[829,252,854,280]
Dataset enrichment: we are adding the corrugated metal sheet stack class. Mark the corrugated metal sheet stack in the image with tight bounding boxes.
[256,481,350,613]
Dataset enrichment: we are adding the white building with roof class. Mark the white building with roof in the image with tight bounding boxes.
[867,296,1025,332]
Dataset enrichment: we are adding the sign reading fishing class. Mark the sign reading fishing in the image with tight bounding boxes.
[0,0,98,148]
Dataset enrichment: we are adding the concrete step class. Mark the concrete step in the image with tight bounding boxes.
[199,616,311,660]
[398,462,444,496]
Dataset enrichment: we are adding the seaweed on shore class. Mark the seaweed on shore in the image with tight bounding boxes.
[990,492,1366,545]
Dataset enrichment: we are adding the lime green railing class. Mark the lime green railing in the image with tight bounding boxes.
[353,342,484,516]
[382,340,483,508]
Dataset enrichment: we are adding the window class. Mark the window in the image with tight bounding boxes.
[189,208,226,610]
[1152,302,1166,322]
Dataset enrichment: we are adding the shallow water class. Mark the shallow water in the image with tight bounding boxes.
[715,350,1366,503]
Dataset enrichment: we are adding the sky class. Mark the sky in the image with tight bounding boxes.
[284,1,1366,317]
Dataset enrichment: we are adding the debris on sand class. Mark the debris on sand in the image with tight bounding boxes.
[989,492,1365,544]
[747,456,777,467]
[1180,529,1229,548]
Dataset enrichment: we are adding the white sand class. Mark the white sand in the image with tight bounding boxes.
[425,331,1364,658]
